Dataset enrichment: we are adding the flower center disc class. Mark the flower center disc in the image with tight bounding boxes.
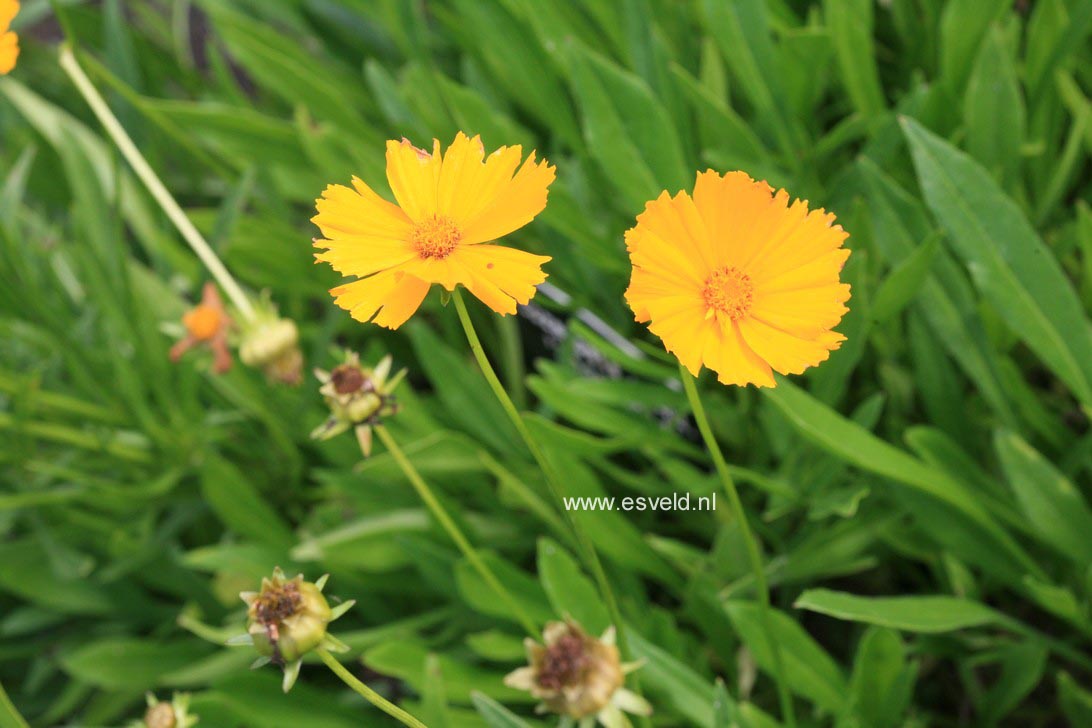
[702,266,754,321]
[537,633,590,690]
[411,215,461,259]
[183,305,222,340]
[254,582,302,625]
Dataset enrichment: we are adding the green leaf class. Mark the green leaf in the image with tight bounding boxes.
[794,589,1000,633]
[824,0,885,117]
[471,692,534,728]
[61,639,213,690]
[725,601,847,713]
[871,233,940,322]
[201,456,294,549]
[537,538,610,634]
[628,631,715,728]
[994,431,1092,565]
[847,628,915,728]
[1058,671,1092,726]
[964,26,1024,187]
[901,116,1092,406]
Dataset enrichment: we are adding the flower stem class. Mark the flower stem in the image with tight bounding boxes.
[450,290,628,652]
[57,45,256,322]
[679,365,796,728]
[374,424,541,640]
[315,647,428,728]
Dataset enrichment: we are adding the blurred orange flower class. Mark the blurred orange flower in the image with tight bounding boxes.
[170,282,232,374]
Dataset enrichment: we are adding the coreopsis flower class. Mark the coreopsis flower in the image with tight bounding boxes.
[129,692,198,728]
[230,568,353,692]
[312,132,555,328]
[625,171,850,387]
[505,619,651,727]
[170,282,232,374]
[238,294,303,385]
[0,0,19,75]
[310,351,405,456]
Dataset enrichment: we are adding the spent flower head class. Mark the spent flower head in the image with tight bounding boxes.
[238,293,303,385]
[311,351,405,456]
[625,171,850,387]
[0,1,19,75]
[312,132,555,328]
[170,282,232,374]
[230,567,353,692]
[505,619,651,726]
[129,692,197,728]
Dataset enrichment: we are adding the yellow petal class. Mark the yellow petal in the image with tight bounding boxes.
[634,188,716,272]
[0,1,17,30]
[313,235,417,278]
[737,317,842,375]
[385,138,442,222]
[452,244,550,315]
[371,274,431,329]
[461,151,555,244]
[0,31,17,75]
[312,179,412,239]
[329,270,405,324]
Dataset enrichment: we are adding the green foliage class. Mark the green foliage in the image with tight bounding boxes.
[1,0,1091,726]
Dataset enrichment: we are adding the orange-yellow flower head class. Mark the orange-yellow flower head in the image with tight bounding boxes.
[625,171,850,387]
[312,133,556,328]
[0,0,20,75]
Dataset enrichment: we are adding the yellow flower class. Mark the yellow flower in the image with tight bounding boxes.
[0,0,19,75]
[504,619,650,726]
[625,171,850,387]
[312,132,555,328]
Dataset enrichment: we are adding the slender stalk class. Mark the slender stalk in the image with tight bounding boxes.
[316,647,428,728]
[680,366,796,727]
[0,680,29,728]
[451,291,627,652]
[58,46,256,322]
[374,425,541,639]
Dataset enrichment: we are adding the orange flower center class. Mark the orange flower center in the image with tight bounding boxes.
[702,266,754,321]
[183,305,223,340]
[411,215,461,259]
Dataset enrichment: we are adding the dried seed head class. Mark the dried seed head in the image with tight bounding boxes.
[243,568,332,664]
[238,295,303,385]
[505,619,645,721]
[310,352,405,446]
[233,569,354,692]
[143,702,176,728]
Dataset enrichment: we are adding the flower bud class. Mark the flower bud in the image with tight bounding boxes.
[232,568,353,692]
[310,351,405,454]
[505,619,651,725]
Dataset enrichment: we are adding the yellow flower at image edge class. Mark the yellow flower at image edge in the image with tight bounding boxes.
[312,133,556,328]
[625,171,851,387]
[0,0,19,75]
[505,619,651,727]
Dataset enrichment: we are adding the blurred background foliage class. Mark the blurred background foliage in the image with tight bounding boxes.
[2,0,1092,725]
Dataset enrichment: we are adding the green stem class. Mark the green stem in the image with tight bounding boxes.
[679,365,796,728]
[316,647,428,728]
[374,425,541,640]
[451,291,628,652]
[58,46,256,322]
[0,680,29,728]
